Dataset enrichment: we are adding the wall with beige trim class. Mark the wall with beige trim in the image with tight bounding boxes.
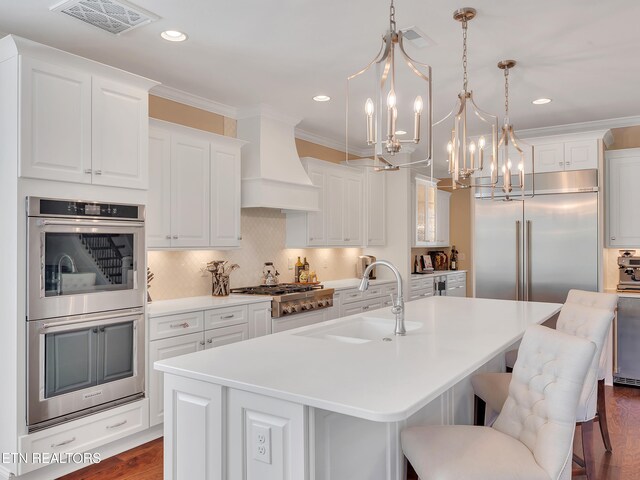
[146,95,362,300]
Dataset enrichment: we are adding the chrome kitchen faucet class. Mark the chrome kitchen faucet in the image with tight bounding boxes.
[359,260,406,335]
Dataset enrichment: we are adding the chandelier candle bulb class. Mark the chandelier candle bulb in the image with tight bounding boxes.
[365,98,375,144]
[413,96,423,142]
[469,141,476,170]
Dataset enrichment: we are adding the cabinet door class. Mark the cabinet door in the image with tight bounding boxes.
[204,324,249,349]
[149,332,204,427]
[415,178,437,246]
[533,143,564,173]
[248,302,272,338]
[343,173,364,245]
[366,169,386,246]
[564,139,598,171]
[306,166,326,246]
[210,142,241,247]
[170,135,210,247]
[608,152,640,246]
[91,77,148,189]
[435,190,451,246]
[326,173,345,244]
[20,57,92,183]
[147,128,172,248]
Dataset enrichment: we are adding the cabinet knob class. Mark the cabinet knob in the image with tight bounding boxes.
[94,170,102,175]
[165,235,171,239]
[237,235,242,240]
[565,161,571,166]
[611,236,616,240]
[207,338,213,344]
[558,162,563,166]
[173,235,179,239]
[309,237,314,241]
[199,341,205,346]
[84,169,92,174]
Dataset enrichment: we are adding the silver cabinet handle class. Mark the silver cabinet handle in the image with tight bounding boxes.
[165,235,171,239]
[51,437,76,448]
[84,169,92,174]
[170,322,190,329]
[611,236,616,240]
[199,341,205,346]
[558,162,563,166]
[526,220,532,301]
[362,305,370,311]
[421,293,429,297]
[207,338,213,344]
[173,235,178,239]
[94,170,102,175]
[221,314,235,319]
[348,293,359,298]
[237,236,242,241]
[106,420,127,430]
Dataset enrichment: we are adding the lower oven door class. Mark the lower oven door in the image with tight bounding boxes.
[27,308,145,429]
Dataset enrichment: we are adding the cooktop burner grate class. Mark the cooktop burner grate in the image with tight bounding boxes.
[230,284,324,296]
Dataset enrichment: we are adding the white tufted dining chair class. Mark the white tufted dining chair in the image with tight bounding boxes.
[470,289,618,479]
[402,325,596,480]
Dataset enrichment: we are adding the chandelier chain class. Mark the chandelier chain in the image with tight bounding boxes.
[504,67,510,121]
[389,0,396,32]
[462,19,468,92]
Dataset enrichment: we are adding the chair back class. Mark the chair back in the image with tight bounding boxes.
[557,290,617,420]
[493,325,595,480]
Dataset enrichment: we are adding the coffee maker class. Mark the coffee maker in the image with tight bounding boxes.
[618,250,640,291]
[356,255,377,279]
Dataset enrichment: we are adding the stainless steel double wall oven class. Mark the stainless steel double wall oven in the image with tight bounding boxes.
[26,197,146,431]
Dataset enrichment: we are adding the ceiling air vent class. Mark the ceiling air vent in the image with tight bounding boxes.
[400,26,437,49]
[50,0,159,35]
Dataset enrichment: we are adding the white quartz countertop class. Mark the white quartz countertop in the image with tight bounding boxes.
[147,295,272,318]
[155,296,561,422]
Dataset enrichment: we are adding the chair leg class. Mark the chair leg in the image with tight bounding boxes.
[580,419,596,480]
[473,395,486,426]
[597,379,613,452]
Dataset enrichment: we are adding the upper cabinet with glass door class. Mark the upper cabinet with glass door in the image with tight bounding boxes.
[414,176,437,246]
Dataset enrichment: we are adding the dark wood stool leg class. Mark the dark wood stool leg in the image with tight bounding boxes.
[473,395,486,426]
[581,419,596,480]
[597,379,613,452]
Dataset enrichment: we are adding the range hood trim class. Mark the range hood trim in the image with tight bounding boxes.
[241,177,320,212]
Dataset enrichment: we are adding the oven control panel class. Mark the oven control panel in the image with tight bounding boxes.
[28,197,145,221]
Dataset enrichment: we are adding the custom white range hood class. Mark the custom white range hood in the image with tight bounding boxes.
[237,106,319,211]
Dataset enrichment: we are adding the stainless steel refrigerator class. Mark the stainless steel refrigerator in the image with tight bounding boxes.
[474,170,599,304]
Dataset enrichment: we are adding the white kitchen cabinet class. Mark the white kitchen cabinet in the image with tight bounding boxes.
[337,281,397,317]
[446,272,467,297]
[149,332,204,427]
[148,120,244,249]
[147,127,172,248]
[19,57,92,184]
[607,148,640,247]
[171,134,211,247]
[18,55,154,189]
[366,168,386,246]
[435,189,451,246]
[91,76,149,189]
[205,323,249,349]
[285,158,368,248]
[532,143,565,173]
[564,139,598,171]
[248,302,272,337]
[210,142,242,246]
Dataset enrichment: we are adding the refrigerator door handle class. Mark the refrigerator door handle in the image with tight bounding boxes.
[526,220,532,301]
[515,220,521,301]
[613,308,619,374]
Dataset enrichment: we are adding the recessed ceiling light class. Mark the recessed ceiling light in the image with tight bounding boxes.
[532,98,552,105]
[395,130,407,135]
[161,30,188,42]
[313,95,331,102]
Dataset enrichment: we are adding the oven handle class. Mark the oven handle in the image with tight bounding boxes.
[37,219,144,228]
[41,310,143,330]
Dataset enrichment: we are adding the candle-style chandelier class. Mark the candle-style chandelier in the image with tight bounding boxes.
[345,0,433,171]
[435,8,498,189]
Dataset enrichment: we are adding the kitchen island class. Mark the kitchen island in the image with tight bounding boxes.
[155,296,561,480]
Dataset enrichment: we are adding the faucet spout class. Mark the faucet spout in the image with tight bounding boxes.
[359,260,405,336]
[56,253,78,295]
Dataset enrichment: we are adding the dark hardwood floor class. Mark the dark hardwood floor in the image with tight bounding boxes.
[60,386,640,480]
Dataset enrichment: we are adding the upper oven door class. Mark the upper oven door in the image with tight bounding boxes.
[28,217,145,320]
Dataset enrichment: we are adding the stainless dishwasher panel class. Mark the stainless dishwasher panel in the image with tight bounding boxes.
[614,296,640,386]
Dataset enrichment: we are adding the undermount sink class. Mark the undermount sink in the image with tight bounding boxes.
[296,317,421,344]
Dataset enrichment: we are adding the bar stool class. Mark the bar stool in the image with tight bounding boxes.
[471,290,617,479]
[402,325,596,480]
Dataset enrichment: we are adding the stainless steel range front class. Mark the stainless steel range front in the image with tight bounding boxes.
[26,197,146,431]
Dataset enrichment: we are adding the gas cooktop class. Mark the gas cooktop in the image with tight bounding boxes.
[230,284,324,296]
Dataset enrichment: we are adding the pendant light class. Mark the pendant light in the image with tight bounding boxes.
[346,0,433,172]
[434,8,498,189]
[479,60,534,200]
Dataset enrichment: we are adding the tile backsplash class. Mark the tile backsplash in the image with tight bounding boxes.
[147,208,362,300]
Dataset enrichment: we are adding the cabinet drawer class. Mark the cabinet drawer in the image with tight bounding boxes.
[19,399,148,474]
[410,277,434,292]
[447,284,467,297]
[272,310,327,334]
[409,288,433,302]
[448,272,466,283]
[149,311,204,341]
[384,283,398,297]
[205,323,249,348]
[365,285,384,298]
[341,298,384,317]
[204,305,247,329]
[341,288,364,304]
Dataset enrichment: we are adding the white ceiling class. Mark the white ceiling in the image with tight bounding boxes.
[2,0,640,175]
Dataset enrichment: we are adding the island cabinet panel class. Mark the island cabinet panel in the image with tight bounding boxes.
[164,374,223,480]
[227,389,307,480]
